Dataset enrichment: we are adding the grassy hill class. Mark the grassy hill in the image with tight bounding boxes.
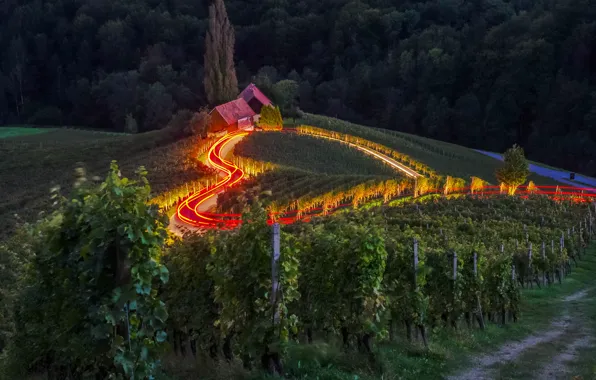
[0,128,209,241]
[234,132,399,176]
[291,114,561,186]
[1,114,581,240]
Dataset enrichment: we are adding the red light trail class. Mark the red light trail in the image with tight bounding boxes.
[174,132,596,230]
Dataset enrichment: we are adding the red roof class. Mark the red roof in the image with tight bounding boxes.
[211,98,256,125]
[238,83,272,107]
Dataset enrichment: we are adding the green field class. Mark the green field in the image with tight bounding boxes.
[0,126,52,139]
[292,114,561,185]
[0,128,209,241]
[234,132,399,176]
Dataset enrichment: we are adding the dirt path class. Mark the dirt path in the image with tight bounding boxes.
[447,289,593,380]
[536,331,593,379]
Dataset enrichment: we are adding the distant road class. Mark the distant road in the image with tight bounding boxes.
[476,150,596,188]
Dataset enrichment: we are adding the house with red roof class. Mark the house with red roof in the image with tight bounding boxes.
[238,83,272,114]
[209,84,272,133]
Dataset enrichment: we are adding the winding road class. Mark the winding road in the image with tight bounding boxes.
[170,131,596,232]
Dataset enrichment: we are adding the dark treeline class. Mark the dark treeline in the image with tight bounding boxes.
[1,0,596,173]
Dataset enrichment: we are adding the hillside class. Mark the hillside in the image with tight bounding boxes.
[287,114,564,186]
[234,132,399,176]
[3,0,596,377]
[2,115,596,380]
[1,0,595,175]
[0,127,211,240]
[3,113,581,241]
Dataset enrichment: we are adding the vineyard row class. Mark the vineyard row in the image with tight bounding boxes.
[162,196,593,372]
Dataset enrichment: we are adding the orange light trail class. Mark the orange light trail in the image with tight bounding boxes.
[176,132,248,227]
[175,132,596,230]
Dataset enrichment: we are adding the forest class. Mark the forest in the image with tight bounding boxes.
[1,0,596,173]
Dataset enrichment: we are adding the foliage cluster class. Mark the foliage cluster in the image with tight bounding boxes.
[258,105,284,131]
[496,144,531,195]
[164,195,592,378]
[164,204,300,374]
[231,155,278,178]
[150,174,219,213]
[2,163,170,379]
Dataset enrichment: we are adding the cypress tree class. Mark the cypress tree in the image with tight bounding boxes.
[204,0,238,106]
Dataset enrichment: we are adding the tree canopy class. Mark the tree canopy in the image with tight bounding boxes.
[204,0,238,106]
[496,144,531,195]
[1,0,595,173]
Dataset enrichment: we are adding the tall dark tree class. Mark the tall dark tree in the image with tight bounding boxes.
[204,0,238,106]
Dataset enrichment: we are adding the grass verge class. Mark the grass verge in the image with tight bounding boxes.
[0,126,53,139]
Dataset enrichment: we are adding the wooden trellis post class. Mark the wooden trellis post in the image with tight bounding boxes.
[552,239,560,284]
[453,252,458,281]
[578,223,583,260]
[412,238,427,347]
[413,239,419,290]
[542,241,546,286]
[473,252,485,329]
[528,243,533,288]
[560,234,566,276]
[271,223,281,325]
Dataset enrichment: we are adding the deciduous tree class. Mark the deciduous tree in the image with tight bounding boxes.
[496,144,530,195]
[189,108,212,138]
[272,79,299,116]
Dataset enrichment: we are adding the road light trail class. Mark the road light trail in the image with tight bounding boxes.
[173,131,596,230]
[176,132,247,227]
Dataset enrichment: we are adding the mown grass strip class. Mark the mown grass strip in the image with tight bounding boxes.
[0,127,52,139]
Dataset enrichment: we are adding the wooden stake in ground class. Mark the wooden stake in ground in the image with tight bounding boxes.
[412,238,427,347]
[473,252,485,329]
[542,241,546,286]
[528,243,533,288]
[552,240,561,284]
[452,251,458,329]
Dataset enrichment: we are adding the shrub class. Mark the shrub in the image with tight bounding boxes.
[258,105,283,131]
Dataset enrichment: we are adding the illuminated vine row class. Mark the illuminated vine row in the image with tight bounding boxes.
[297,125,441,178]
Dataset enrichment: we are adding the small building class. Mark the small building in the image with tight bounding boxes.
[209,98,256,133]
[238,83,272,114]
[208,84,273,133]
